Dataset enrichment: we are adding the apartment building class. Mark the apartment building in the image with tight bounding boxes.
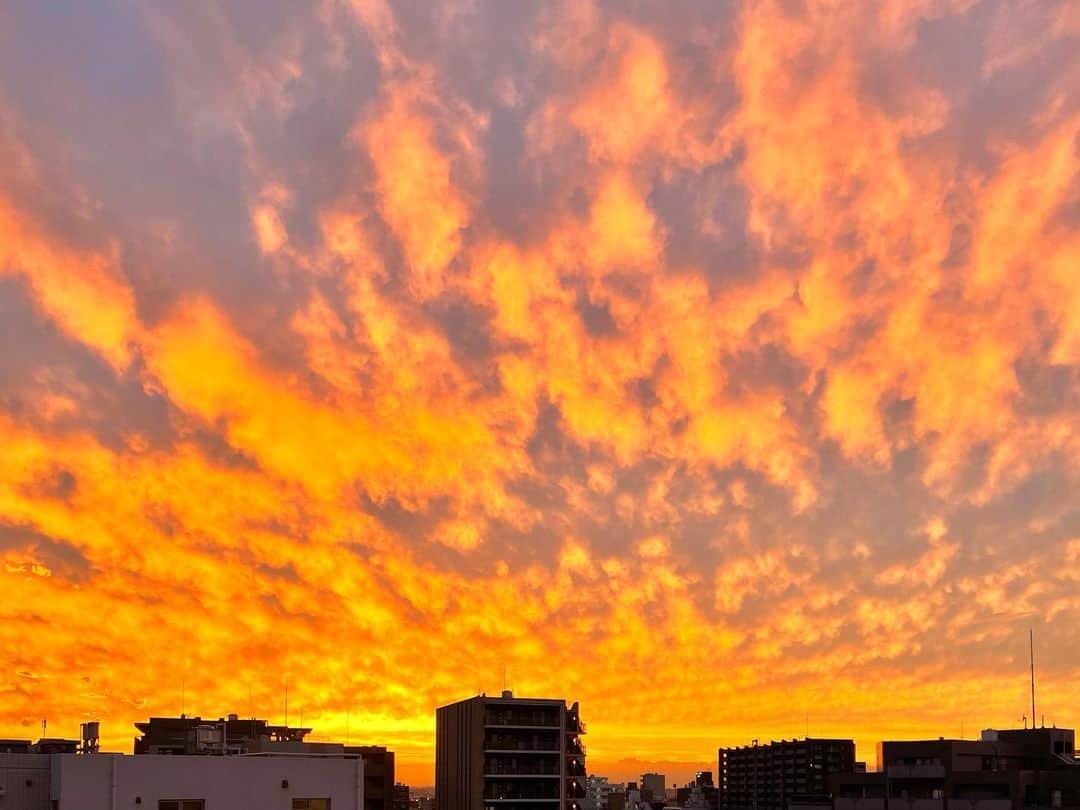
[830,727,1079,810]
[719,738,857,810]
[435,691,587,810]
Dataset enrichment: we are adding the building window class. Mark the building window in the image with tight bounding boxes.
[293,800,332,810]
[159,802,205,810]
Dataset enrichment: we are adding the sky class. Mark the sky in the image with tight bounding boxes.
[0,0,1077,788]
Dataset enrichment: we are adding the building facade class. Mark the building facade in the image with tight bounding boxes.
[347,746,396,810]
[0,751,362,810]
[719,738,857,810]
[677,772,719,810]
[641,774,666,803]
[830,727,1080,810]
[435,691,587,810]
[0,752,51,810]
[132,715,393,810]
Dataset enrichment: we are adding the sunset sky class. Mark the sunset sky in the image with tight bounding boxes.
[0,0,1078,787]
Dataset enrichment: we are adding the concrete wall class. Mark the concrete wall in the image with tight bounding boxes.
[435,697,486,810]
[835,799,886,810]
[881,801,1011,810]
[0,753,51,810]
[52,754,362,810]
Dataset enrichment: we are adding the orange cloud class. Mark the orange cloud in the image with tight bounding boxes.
[0,0,1078,787]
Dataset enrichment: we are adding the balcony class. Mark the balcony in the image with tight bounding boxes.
[567,716,587,735]
[485,784,561,801]
[485,760,561,777]
[487,710,561,729]
[567,780,587,799]
[485,773,561,779]
[567,739,586,757]
[486,734,561,753]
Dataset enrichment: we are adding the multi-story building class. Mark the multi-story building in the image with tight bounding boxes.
[678,772,719,810]
[395,782,412,810]
[719,738,856,810]
[830,726,1079,810]
[133,714,393,810]
[348,745,396,810]
[641,774,666,803]
[435,691,587,810]
[583,775,614,810]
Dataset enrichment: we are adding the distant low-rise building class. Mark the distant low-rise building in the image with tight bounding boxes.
[677,772,719,810]
[583,775,615,810]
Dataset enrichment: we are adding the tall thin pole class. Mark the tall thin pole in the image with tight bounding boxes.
[1030,629,1037,728]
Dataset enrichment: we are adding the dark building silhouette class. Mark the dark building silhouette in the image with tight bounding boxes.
[677,771,719,810]
[830,727,1079,810]
[349,745,397,810]
[436,691,587,810]
[0,737,78,754]
[720,738,857,810]
[134,714,313,754]
[396,781,412,810]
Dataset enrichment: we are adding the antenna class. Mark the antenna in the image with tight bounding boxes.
[1029,628,1036,729]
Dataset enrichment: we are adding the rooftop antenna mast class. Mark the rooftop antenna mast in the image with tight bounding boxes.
[1029,628,1037,729]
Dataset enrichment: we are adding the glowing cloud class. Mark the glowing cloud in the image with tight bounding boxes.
[0,0,1077,785]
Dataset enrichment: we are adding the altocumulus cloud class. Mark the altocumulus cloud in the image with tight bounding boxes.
[0,0,1077,781]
